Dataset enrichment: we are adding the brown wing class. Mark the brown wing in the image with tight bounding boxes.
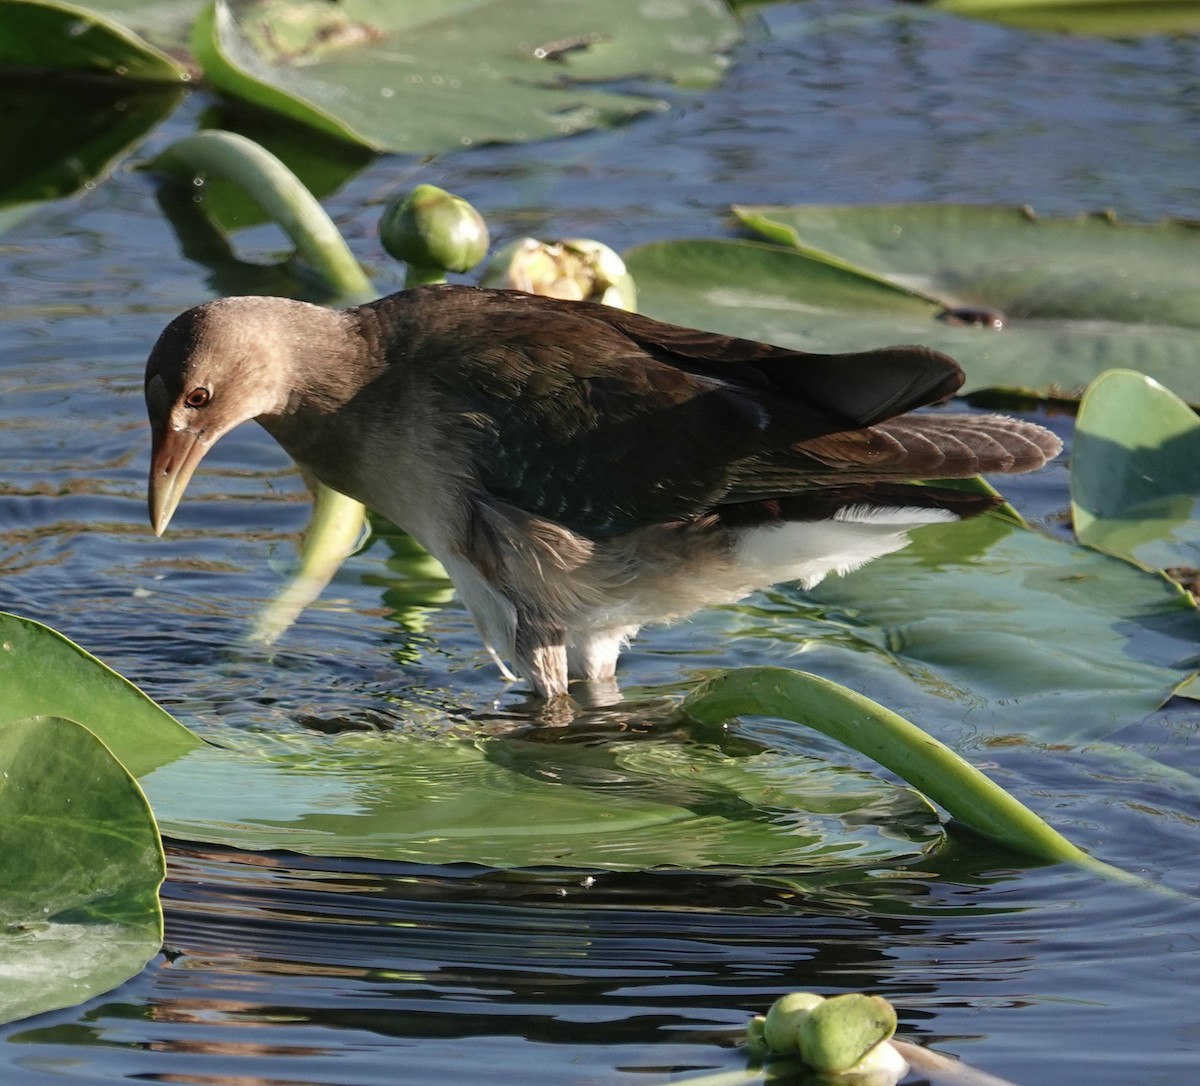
[365,287,993,535]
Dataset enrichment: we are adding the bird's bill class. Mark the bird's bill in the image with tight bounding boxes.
[148,426,210,536]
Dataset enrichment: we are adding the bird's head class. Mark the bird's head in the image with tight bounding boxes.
[144,296,328,536]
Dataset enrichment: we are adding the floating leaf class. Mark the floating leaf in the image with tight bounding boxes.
[135,725,942,868]
[623,206,1200,403]
[1071,369,1200,575]
[0,0,190,81]
[192,0,740,152]
[0,716,164,1025]
[79,0,204,53]
[931,0,1200,37]
[0,612,203,779]
[714,514,1200,742]
[733,204,1200,328]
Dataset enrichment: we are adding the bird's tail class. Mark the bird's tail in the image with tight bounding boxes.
[871,412,1062,478]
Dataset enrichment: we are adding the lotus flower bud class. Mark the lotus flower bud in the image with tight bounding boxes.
[379,184,489,284]
[481,237,637,310]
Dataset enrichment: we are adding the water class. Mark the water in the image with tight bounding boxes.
[2,1,1200,1083]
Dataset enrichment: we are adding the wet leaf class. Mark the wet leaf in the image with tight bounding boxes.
[0,716,164,1025]
[624,206,1200,403]
[0,612,204,779]
[733,204,1200,328]
[135,725,943,868]
[1071,369,1200,574]
[932,0,1200,37]
[194,0,740,153]
[0,0,189,80]
[764,513,1200,740]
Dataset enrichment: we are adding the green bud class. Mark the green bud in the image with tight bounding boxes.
[761,991,825,1054]
[379,183,489,277]
[796,993,897,1074]
[745,1014,769,1056]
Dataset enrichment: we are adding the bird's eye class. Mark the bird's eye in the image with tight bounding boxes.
[184,387,211,408]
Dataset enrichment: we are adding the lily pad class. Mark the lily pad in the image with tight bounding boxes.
[931,0,1200,37]
[733,204,1200,327]
[194,0,740,152]
[0,612,204,779]
[1071,369,1200,574]
[73,0,204,52]
[621,205,1200,403]
[0,716,164,1025]
[136,726,942,868]
[732,513,1200,742]
[0,0,190,81]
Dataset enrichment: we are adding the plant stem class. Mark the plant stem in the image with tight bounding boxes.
[150,129,376,304]
[892,1040,1022,1086]
[246,475,370,646]
[403,264,448,287]
[675,667,1125,879]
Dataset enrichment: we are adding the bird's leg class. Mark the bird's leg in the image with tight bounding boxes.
[567,626,638,683]
[513,608,570,699]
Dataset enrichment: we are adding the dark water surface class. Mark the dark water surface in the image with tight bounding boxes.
[2,2,1200,1083]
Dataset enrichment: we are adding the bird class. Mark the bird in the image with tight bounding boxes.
[144,284,1061,700]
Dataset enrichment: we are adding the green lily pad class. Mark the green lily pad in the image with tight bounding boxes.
[1071,369,1200,574]
[0,612,204,779]
[931,0,1200,37]
[136,726,942,868]
[194,0,740,153]
[623,205,1200,403]
[0,0,190,81]
[74,0,204,52]
[737,514,1200,742]
[733,204,1200,326]
[0,716,164,1025]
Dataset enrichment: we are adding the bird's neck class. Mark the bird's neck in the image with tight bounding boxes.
[254,307,380,458]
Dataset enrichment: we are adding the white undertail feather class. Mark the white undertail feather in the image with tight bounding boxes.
[732,504,960,591]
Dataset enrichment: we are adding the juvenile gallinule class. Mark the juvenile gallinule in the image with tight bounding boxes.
[146,284,1060,699]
